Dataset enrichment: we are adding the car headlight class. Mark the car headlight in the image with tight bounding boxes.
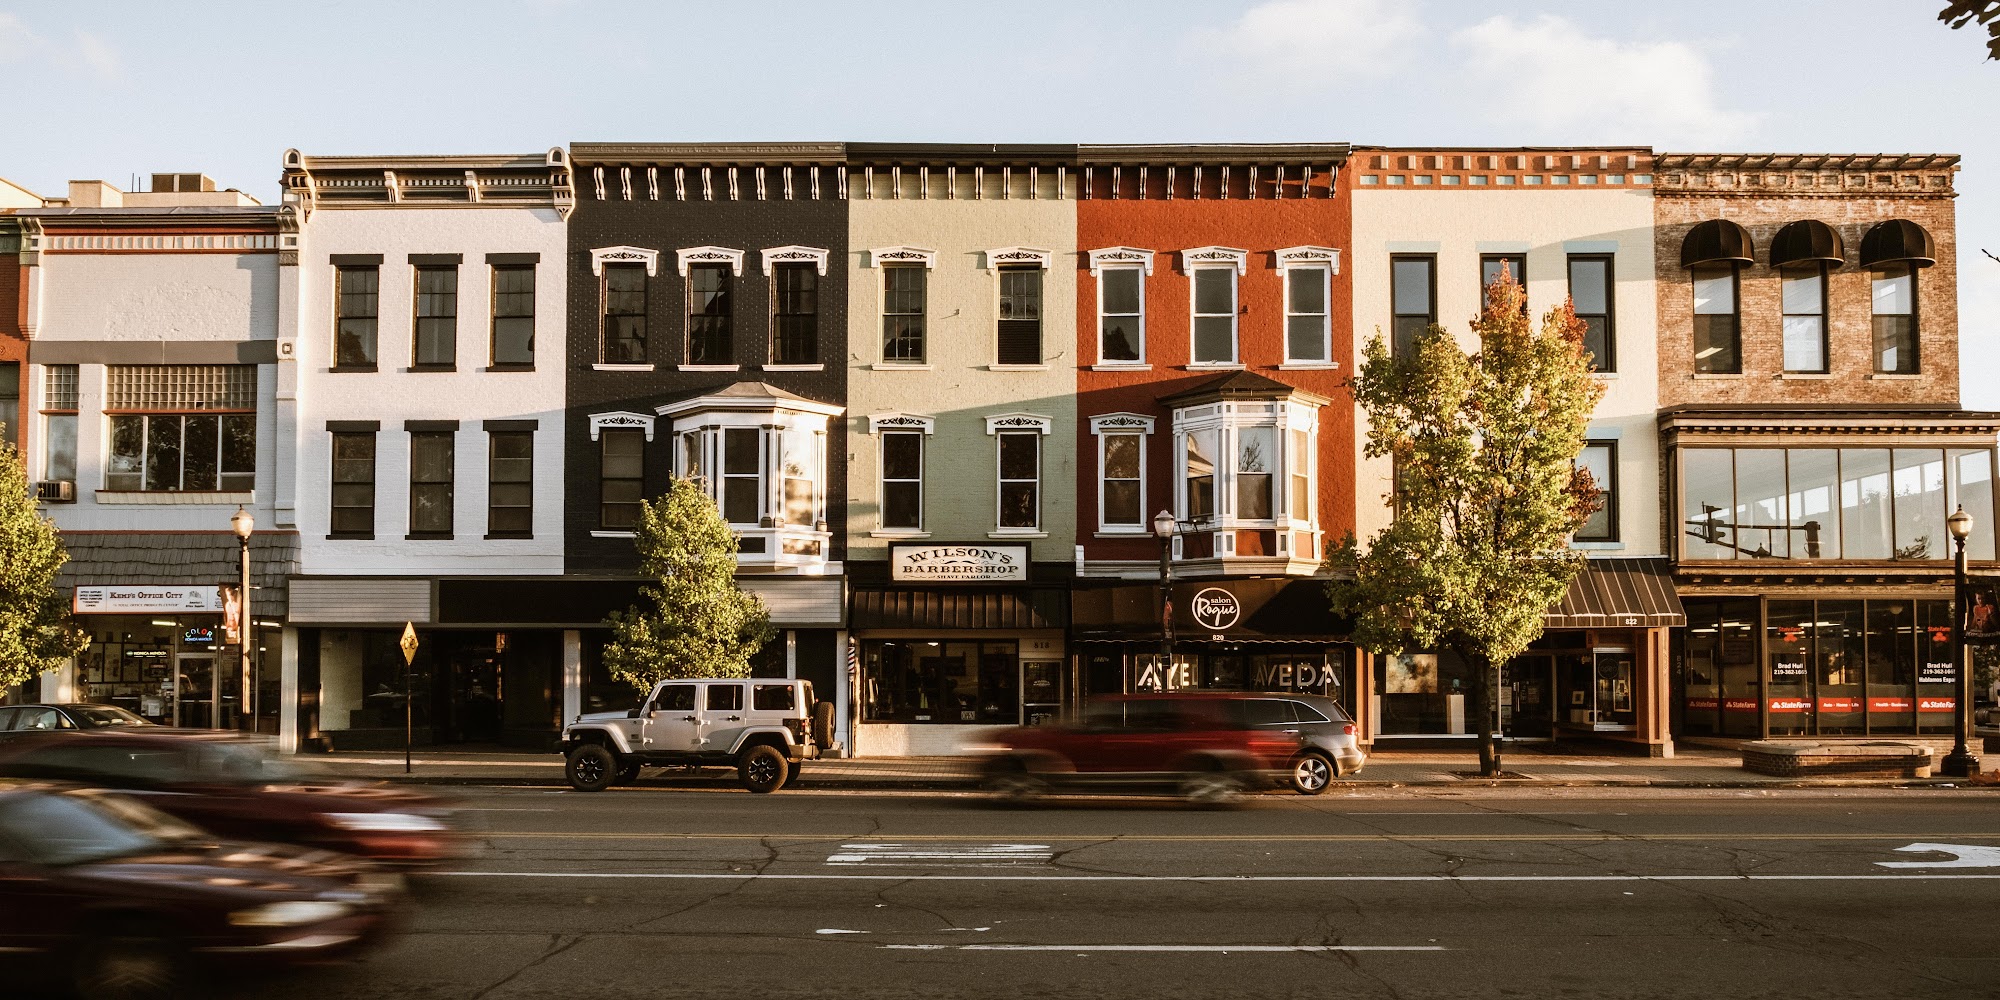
[321,812,448,833]
[229,900,352,927]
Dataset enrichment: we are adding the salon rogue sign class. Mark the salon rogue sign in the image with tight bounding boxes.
[890,544,1028,582]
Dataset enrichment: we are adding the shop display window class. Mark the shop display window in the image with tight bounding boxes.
[863,640,1019,725]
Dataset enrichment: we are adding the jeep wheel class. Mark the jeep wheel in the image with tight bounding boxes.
[615,761,644,785]
[739,745,788,793]
[566,744,618,792]
[1289,752,1334,795]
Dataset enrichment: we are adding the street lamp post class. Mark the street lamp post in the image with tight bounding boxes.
[231,506,254,733]
[1942,505,1979,778]
[1153,510,1178,683]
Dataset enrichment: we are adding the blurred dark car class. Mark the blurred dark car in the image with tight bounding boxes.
[0,703,156,742]
[0,730,463,866]
[0,782,404,999]
[973,693,1312,805]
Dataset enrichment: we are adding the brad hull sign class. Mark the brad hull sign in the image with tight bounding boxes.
[890,544,1028,583]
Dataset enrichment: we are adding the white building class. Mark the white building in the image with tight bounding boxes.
[278,149,575,751]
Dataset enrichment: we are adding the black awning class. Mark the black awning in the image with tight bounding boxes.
[1768,220,1845,269]
[1859,219,1936,268]
[1070,578,1349,641]
[1679,218,1755,268]
[851,587,1067,630]
[1545,558,1685,629]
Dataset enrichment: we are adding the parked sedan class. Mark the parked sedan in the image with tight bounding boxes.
[0,703,156,742]
[0,730,463,866]
[0,782,405,999]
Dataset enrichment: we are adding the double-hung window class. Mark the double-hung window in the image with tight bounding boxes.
[1782,265,1829,374]
[998,433,1041,530]
[486,426,534,538]
[1481,254,1527,308]
[1390,256,1436,357]
[601,264,648,364]
[413,265,457,368]
[686,264,733,365]
[334,265,379,369]
[1191,266,1237,364]
[105,366,256,493]
[329,428,376,538]
[408,429,454,537]
[0,362,16,451]
[41,365,78,486]
[1290,428,1312,522]
[996,266,1043,366]
[882,265,927,363]
[599,428,644,530]
[1101,431,1144,529]
[772,263,818,365]
[721,427,762,525]
[1098,266,1144,363]
[490,263,536,367]
[1567,256,1614,371]
[1235,426,1275,520]
[1575,441,1617,542]
[1692,265,1741,373]
[1186,429,1218,522]
[1283,264,1332,364]
[1872,265,1917,374]
[881,431,924,531]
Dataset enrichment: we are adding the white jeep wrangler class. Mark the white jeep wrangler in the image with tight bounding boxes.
[559,678,823,793]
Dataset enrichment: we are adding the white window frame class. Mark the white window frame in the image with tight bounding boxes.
[866,413,936,538]
[1170,397,1322,561]
[656,392,840,568]
[1276,247,1339,367]
[1088,247,1154,367]
[1183,247,1247,368]
[1089,412,1156,535]
[984,412,1053,538]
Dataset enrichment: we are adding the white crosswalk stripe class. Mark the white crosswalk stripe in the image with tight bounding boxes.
[827,843,1054,866]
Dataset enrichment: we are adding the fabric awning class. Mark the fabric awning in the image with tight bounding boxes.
[850,587,1067,630]
[1859,219,1936,268]
[1680,218,1755,268]
[1545,558,1685,629]
[1768,219,1845,269]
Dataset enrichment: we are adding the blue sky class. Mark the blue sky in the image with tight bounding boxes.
[4,0,1994,402]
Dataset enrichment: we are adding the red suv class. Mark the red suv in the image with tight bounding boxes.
[974,694,1308,805]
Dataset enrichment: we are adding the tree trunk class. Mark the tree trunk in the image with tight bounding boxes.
[1472,651,1501,776]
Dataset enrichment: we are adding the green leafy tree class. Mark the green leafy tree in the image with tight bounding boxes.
[1326,275,1604,776]
[601,476,775,692]
[1941,1,2000,60]
[0,442,87,691]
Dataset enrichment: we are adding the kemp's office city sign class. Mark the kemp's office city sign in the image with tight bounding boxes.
[891,544,1028,582]
[74,585,224,614]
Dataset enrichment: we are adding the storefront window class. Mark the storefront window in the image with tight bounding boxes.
[1767,601,1814,735]
[1950,450,1997,560]
[1842,449,1894,560]
[1816,601,1866,735]
[1734,449,1790,558]
[862,640,1019,725]
[1681,450,1734,559]
[1375,650,1476,735]
[1917,600,1957,735]
[1680,601,1719,736]
[1891,450,1947,560]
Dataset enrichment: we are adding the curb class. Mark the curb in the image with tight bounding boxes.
[343,774,2000,792]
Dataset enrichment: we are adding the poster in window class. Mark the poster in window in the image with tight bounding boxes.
[1384,653,1437,694]
[1966,576,2000,645]
[1612,678,1632,713]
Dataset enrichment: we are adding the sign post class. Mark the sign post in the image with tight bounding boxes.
[399,622,419,774]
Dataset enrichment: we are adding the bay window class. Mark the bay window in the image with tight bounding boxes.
[663,389,838,566]
[1169,386,1324,564]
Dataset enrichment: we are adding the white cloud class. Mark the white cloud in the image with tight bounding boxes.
[72,31,120,76]
[1193,0,1425,83]
[1451,15,1757,147]
[0,13,120,77]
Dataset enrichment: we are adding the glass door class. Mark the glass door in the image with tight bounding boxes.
[1022,661,1063,726]
[173,654,215,729]
[1503,654,1554,739]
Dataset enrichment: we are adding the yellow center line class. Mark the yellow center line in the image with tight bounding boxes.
[475,832,2000,843]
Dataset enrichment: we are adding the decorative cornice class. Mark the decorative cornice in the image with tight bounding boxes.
[676,245,745,277]
[868,246,936,268]
[588,411,656,441]
[984,412,1054,436]
[1274,245,1342,272]
[1180,246,1248,275]
[760,245,830,276]
[1087,246,1155,277]
[1088,412,1157,434]
[984,246,1053,270]
[866,412,936,434]
[590,245,660,277]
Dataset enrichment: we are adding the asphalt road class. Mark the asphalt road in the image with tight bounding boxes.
[220,786,2000,1000]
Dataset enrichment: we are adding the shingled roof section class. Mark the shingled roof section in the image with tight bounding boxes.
[56,532,302,601]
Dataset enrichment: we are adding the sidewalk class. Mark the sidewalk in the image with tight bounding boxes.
[300,744,2000,790]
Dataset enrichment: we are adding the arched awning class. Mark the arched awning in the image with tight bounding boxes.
[1768,220,1845,269]
[1679,219,1754,268]
[1859,219,1936,268]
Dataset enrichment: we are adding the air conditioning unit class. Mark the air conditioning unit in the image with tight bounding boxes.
[33,480,75,502]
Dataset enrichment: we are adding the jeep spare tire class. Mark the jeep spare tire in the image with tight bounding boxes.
[813,699,837,755]
[739,744,788,793]
[566,744,618,792]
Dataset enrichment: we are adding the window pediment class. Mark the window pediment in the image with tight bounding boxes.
[868,412,936,434]
[1180,246,1248,275]
[984,412,1054,436]
[869,246,937,268]
[588,410,656,441]
[1089,412,1156,434]
[1275,245,1341,272]
[677,245,745,277]
[1088,246,1155,276]
[590,245,660,276]
[760,245,830,276]
[985,246,1052,270]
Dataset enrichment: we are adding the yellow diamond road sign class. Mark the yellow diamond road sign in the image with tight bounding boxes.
[400,622,419,665]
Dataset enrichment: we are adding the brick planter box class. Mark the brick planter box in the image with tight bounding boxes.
[1741,741,1936,779]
